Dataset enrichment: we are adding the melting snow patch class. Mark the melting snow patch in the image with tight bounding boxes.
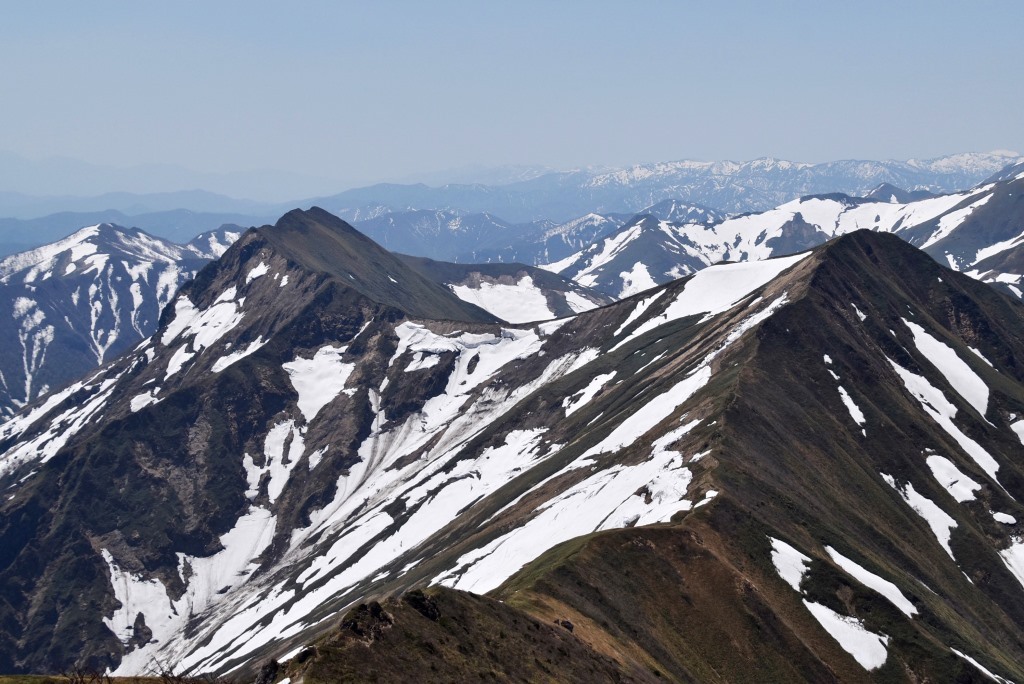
[450,275,554,323]
[769,537,811,592]
[246,261,270,283]
[307,446,328,470]
[904,319,989,416]
[852,304,867,321]
[969,346,994,367]
[563,372,616,417]
[887,358,1001,485]
[255,421,305,503]
[837,386,866,434]
[579,366,711,460]
[161,294,246,378]
[537,317,572,336]
[825,546,917,617]
[802,601,889,670]
[950,649,1012,683]
[614,253,808,348]
[614,290,666,337]
[618,261,658,298]
[926,455,981,502]
[999,537,1024,591]
[283,346,356,422]
[130,388,162,412]
[436,421,701,594]
[1011,420,1024,446]
[882,473,957,558]
[106,506,277,675]
[563,291,598,313]
[694,489,717,508]
[993,512,1017,525]
[212,337,268,373]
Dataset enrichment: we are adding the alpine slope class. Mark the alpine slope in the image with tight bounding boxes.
[0,210,1023,682]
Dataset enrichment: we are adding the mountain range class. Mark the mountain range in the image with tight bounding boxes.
[310,151,1023,223]
[545,169,1024,299]
[1,209,1023,682]
[2,151,1019,260]
[0,221,605,417]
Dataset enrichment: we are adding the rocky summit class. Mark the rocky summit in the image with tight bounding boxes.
[1,208,1023,682]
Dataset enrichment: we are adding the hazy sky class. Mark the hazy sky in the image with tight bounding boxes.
[2,1,1022,191]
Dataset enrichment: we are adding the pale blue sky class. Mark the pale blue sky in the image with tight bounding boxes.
[1,1,1021,192]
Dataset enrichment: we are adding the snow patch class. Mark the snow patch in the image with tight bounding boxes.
[769,537,811,592]
[825,546,917,617]
[887,358,1001,485]
[563,372,616,417]
[246,261,270,283]
[450,275,554,323]
[802,601,889,670]
[904,319,988,416]
[283,346,355,422]
[882,473,957,558]
[926,455,981,503]
[618,261,658,298]
[212,337,268,373]
[613,253,808,350]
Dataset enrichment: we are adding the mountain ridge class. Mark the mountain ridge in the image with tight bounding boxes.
[2,224,1024,680]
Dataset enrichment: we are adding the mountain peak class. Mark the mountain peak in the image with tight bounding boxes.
[248,207,497,323]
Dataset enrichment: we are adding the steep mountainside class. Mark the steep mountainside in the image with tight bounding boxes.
[397,255,612,323]
[308,151,1022,222]
[0,224,240,418]
[542,214,719,298]
[546,171,1024,299]
[1,221,1023,681]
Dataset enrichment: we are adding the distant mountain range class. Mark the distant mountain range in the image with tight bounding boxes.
[310,151,1024,222]
[2,210,1023,681]
[2,151,1019,259]
[544,169,1024,299]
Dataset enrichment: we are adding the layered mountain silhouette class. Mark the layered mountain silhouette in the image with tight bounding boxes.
[310,151,1024,221]
[546,171,1024,300]
[1,208,1023,681]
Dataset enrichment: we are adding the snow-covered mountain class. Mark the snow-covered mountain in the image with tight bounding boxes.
[310,151,1023,222]
[545,170,1024,299]
[0,224,240,417]
[2,210,1023,682]
[397,255,612,323]
[351,201,724,270]
[542,213,718,298]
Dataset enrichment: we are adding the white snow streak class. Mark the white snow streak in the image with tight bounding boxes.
[882,473,957,558]
[825,546,917,617]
